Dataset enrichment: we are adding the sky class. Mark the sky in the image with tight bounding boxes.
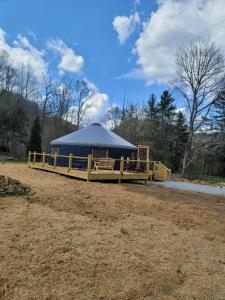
[0,0,225,122]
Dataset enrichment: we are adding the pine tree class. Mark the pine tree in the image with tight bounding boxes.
[153,90,176,166]
[27,116,42,153]
[157,90,176,121]
[144,94,158,119]
[172,111,189,172]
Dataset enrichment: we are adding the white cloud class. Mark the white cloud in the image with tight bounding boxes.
[82,79,109,123]
[117,68,146,81]
[134,0,225,85]
[25,27,37,41]
[83,77,98,91]
[0,28,47,80]
[85,92,109,123]
[113,12,140,44]
[47,38,84,74]
[175,107,186,114]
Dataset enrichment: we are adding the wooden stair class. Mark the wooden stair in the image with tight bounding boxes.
[153,162,171,181]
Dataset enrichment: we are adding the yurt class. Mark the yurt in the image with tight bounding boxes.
[50,123,136,169]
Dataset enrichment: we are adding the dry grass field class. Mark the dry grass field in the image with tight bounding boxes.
[1,163,225,299]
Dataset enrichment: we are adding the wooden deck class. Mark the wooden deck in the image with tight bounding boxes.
[28,152,171,183]
[29,162,153,183]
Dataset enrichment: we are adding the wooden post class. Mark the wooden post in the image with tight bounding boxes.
[68,153,73,171]
[42,152,46,166]
[28,151,31,164]
[137,145,140,168]
[53,153,57,169]
[33,151,36,165]
[146,146,150,161]
[118,156,124,183]
[145,159,150,184]
[146,160,150,176]
[87,154,92,182]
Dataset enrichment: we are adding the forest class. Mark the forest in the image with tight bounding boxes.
[1,38,225,178]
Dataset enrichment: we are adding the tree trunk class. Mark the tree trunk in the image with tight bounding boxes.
[181,131,193,177]
[181,146,188,177]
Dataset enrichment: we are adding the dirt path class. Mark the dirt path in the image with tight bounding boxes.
[0,163,225,299]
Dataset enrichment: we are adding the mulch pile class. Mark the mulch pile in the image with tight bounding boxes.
[0,175,30,196]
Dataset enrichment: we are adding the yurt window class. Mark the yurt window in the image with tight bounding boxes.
[92,148,108,158]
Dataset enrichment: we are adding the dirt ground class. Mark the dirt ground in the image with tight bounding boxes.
[1,164,225,300]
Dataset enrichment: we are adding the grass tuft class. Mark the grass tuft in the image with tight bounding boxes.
[120,228,129,235]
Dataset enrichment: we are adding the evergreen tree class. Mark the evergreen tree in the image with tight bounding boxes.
[172,111,189,172]
[27,116,42,153]
[157,90,176,121]
[144,94,158,119]
[152,90,176,167]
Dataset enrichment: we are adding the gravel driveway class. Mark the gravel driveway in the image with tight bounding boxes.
[151,180,225,197]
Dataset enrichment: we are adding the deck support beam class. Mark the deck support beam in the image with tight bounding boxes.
[87,154,92,182]
[42,152,46,166]
[33,151,36,165]
[28,151,31,164]
[53,153,57,169]
[68,153,73,171]
[118,156,124,183]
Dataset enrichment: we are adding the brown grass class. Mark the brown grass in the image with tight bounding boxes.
[0,163,225,299]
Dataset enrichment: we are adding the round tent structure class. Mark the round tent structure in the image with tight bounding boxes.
[50,123,136,169]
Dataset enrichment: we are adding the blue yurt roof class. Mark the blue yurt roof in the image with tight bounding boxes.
[50,123,137,150]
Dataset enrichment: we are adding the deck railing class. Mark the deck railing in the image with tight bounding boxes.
[28,151,171,182]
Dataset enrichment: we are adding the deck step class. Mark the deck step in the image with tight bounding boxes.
[153,162,171,181]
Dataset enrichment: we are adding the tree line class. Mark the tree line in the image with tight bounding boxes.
[107,38,225,177]
[106,91,188,173]
[0,50,94,157]
[1,38,225,178]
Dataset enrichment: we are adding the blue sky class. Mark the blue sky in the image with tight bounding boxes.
[0,1,155,99]
[0,0,224,121]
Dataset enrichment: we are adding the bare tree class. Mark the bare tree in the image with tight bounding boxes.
[0,50,9,90]
[17,64,39,100]
[50,77,74,122]
[70,80,94,130]
[173,38,225,176]
[105,105,122,129]
[40,74,54,131]
[0,64,17,94]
